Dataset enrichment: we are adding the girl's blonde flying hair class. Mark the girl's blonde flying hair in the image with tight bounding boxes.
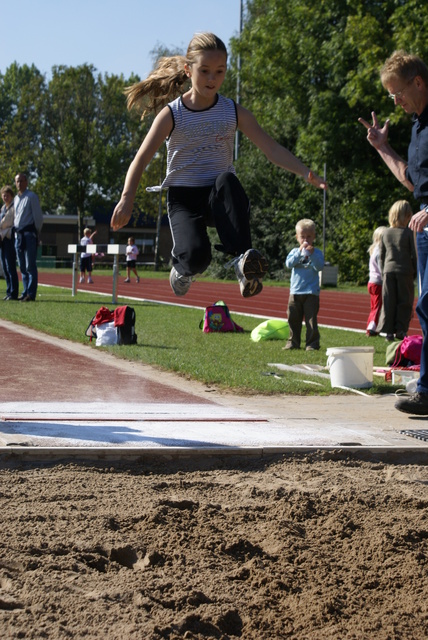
[125,32,227,119]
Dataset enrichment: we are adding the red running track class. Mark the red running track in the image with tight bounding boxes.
[38,272,423,335]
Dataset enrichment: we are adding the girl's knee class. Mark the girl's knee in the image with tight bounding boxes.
[215,171,241,192]
[189,252,211,274]
[185,243,211,274]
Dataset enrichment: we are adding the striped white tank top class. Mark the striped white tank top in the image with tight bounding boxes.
[161,94,237,189]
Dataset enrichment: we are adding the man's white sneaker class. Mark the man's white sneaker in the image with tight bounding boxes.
[169,266,193,296]
[226,249,268,298]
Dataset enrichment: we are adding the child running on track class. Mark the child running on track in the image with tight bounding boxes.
[111,32,326,298]
[124,236,140,283]
[80,228,97,284]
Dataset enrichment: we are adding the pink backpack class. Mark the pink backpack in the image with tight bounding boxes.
[199,301,243,333]
[392,335,423,367]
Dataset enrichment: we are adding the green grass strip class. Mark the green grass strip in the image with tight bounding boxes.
[0,281,397,396]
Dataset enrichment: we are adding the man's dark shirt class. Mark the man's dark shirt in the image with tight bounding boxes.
[406,103,428,201]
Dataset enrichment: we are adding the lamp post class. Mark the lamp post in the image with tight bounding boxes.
[234,0,244,160]
[153,144,166,271]
[322,162,327,258]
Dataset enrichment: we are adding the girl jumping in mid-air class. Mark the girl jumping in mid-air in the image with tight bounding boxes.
[111,32,326,298]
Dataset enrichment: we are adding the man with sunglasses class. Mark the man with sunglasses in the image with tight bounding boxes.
[359,50,428,415]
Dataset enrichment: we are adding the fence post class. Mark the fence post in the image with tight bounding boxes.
[72,252,77,296]
[112,254,118,304]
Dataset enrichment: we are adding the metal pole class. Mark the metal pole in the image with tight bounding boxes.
[322,162,327,258]
[77,207,82,247]
[154,189,163,271]
[112,254,118,304]
[154,144,166,271]
[72,253,77,297]
[234,0,244,160]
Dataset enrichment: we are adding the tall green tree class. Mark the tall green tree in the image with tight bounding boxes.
[0,59,173,235]
[40,64,99,235]
[0,62,46,184]
[92,72,143,204]
[39,65,157,236]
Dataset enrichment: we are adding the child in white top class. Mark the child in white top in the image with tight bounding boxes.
[111,32,326,299]
[366,226,386,336]
[80,228,97,284]
[124,236,140,283]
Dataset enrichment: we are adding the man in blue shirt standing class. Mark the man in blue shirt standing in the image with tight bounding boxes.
[14,173,44,302]
[359,51,428,415]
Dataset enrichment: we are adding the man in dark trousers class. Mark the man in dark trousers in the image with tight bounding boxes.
[14,173,44,302]
[359,50,428,415]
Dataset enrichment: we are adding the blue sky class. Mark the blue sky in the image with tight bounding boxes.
[1,0,242,78]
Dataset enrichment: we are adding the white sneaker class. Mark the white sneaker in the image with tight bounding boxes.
[87,277,94,284]
[169,266,193,296]
[226,249,268,298]
[79,276,85,283]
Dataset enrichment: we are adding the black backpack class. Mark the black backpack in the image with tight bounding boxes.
[115,305,137,345]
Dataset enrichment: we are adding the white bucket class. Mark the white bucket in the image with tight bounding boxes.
[326,346,374,389]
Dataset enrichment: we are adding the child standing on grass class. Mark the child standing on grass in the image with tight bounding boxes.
[110,32,326,299]
[380,200,416,341]
[80,228,97,284]
[366,226,386,336]
[283,219,324,351]
[124,236,140,283]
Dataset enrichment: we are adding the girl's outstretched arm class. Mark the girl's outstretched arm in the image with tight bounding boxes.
[111,107,173,230]
[237,105,327,189]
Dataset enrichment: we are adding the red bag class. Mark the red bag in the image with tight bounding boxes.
[85,306,114,342]
[92,306,114,326]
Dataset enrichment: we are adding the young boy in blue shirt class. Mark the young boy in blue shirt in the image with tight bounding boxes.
[284,218,324,350]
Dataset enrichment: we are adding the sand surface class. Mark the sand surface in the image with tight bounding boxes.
[1,452,427,639]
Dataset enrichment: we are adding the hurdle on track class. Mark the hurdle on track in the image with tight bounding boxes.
[67,244,127,304]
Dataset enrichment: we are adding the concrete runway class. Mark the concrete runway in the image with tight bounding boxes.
[1,318,427,461]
